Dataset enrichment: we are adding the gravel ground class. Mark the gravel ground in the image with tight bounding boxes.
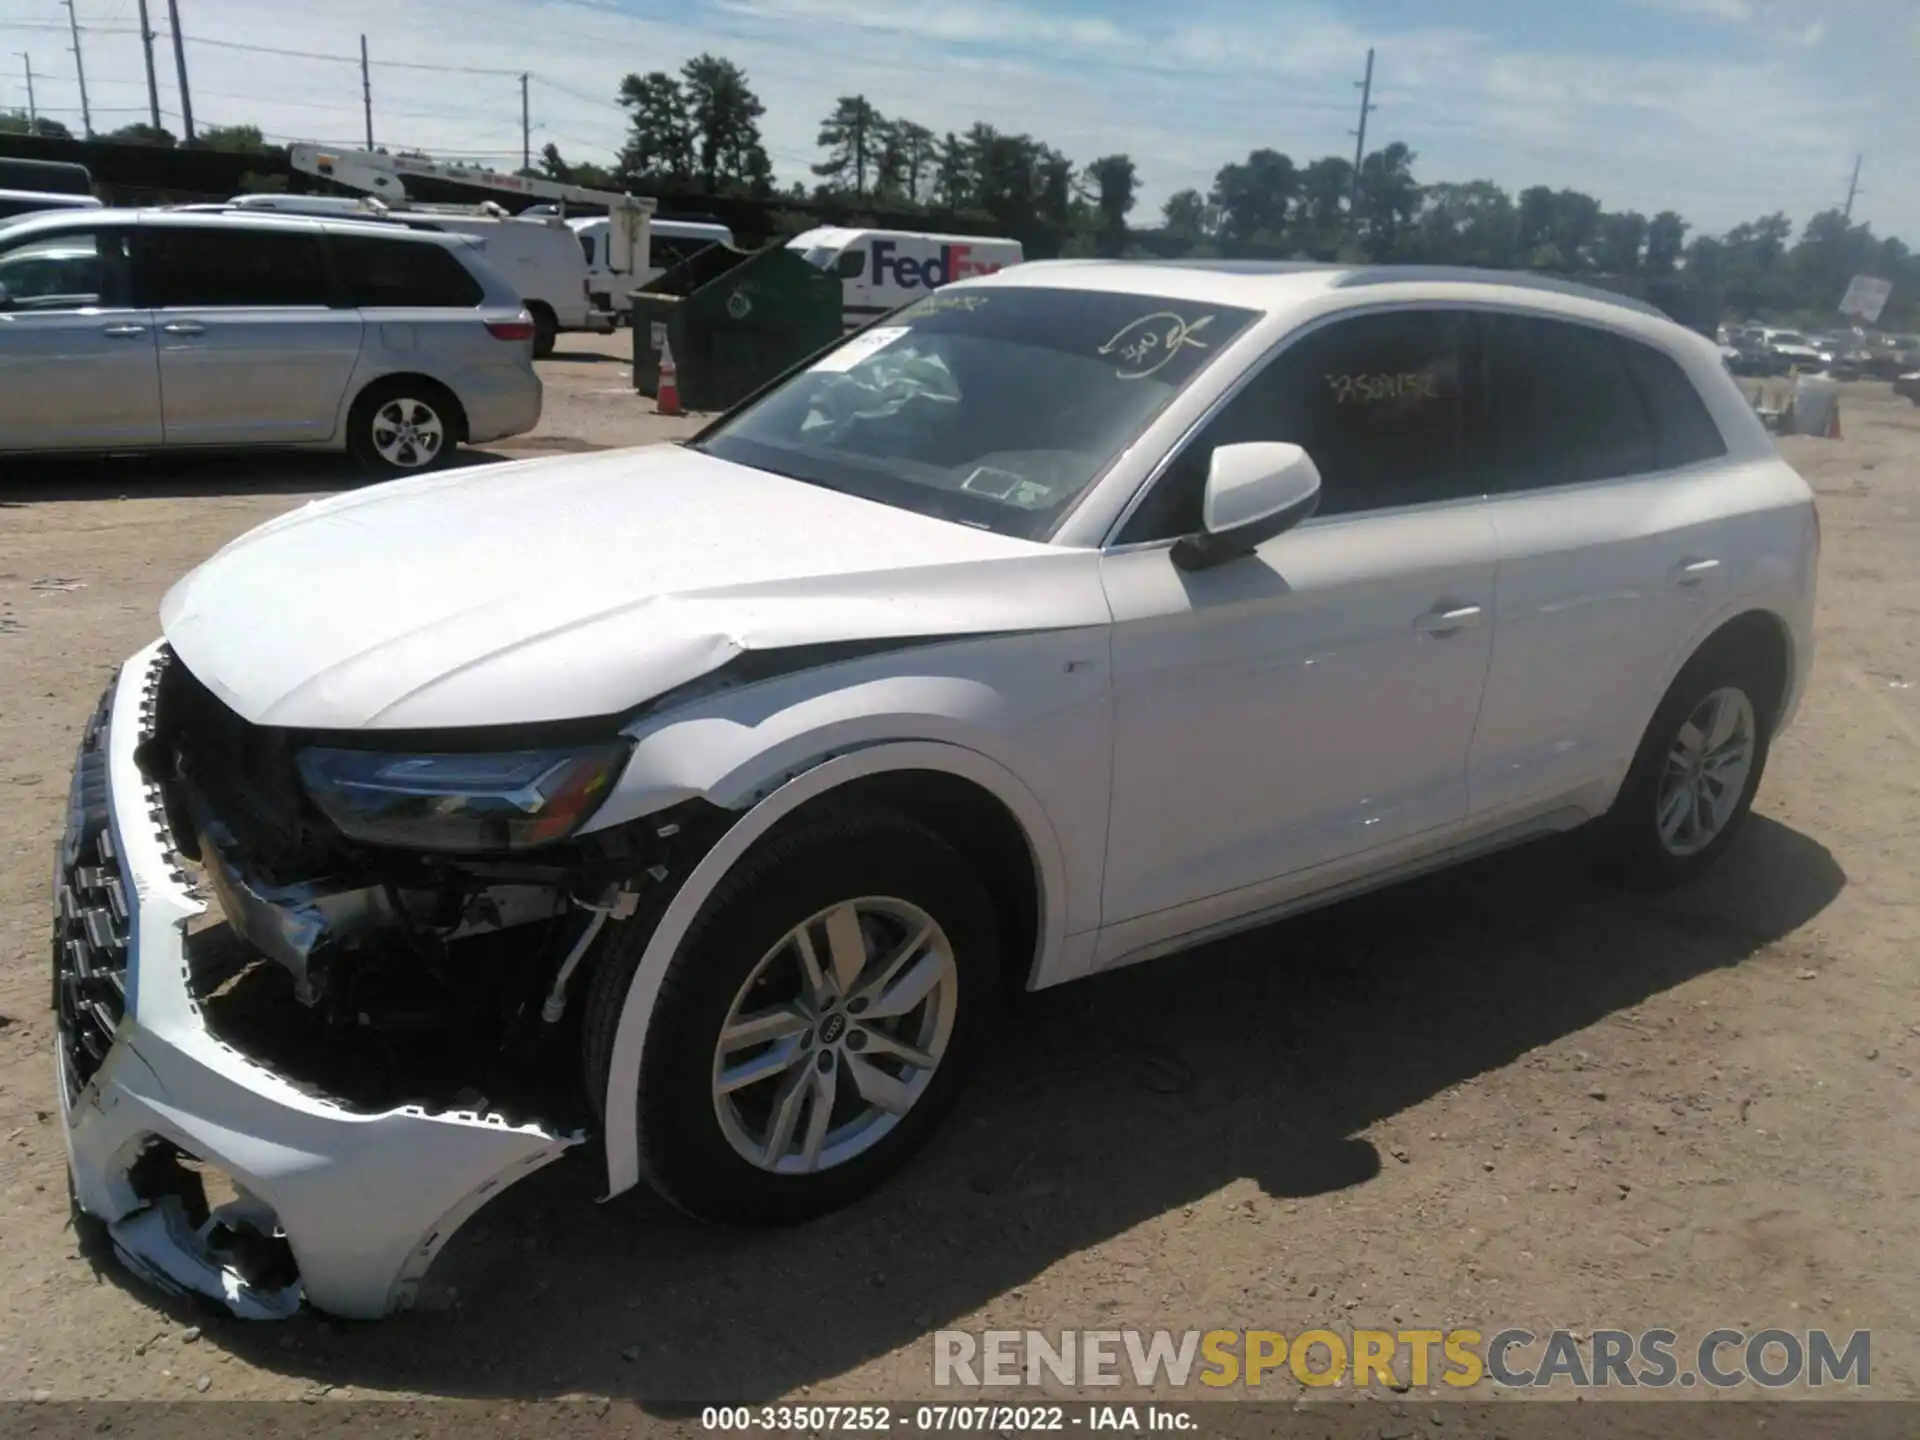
[1,341,1916,1415]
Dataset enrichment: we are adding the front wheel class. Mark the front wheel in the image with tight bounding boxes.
[347,380,459,475]
[583,808,1000,1224]
[1597,650,1774,887]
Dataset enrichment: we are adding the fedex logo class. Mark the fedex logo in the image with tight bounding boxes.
[869,239,1003,290]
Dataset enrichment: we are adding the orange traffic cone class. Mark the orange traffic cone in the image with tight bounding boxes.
[656,338,682,417]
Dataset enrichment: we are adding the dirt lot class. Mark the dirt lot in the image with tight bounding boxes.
[0,338,1916,1413]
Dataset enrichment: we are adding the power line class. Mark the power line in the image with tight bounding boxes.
[531,73,624,113]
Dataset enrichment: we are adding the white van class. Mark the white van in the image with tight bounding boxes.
[225,193,603,356]
[786,226,1023,329]
[571,216,733,319]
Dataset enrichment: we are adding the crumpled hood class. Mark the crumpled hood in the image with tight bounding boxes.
[160,445,1109,730]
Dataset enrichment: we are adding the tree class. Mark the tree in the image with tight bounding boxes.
[931,131,972,211]
[1292,156,1353,256]
[1210,147,1296,245]
[1412,180,1516,268]
[1645,210,1688,276]
[680,53,771,195]
[1353,142,1420,260]
[105,122,175,147]
[890,120,935,205]
[539,141,617,191]
[616,71,694,186]
[813,95,883,197]
[1083,153,1136,256]
[0,110,72,139]
[1594,209,1649,275]
[1161,188,1214,240]
[194,124,270,154]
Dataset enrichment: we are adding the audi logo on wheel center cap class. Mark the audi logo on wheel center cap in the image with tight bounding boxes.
[819,1013,847,1045]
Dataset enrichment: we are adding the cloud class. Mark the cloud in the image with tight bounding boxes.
[18,0,1913,242]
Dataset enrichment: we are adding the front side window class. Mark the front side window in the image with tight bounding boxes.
[696,286,1262,541]
[141,225,331,308]
[1119,308,1474,543]
[0,227,131,311]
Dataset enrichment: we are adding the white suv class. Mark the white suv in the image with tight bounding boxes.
[56,261,1817,1320]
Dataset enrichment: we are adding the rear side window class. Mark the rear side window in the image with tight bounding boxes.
[329,235,485,308]
[1619,340,1728,469]
[142,225,331,308]
[1480,313,1656,490]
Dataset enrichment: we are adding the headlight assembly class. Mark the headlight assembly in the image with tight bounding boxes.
[295,741,631,853]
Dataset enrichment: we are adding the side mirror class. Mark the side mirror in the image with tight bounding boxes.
[1171,442,1323,571]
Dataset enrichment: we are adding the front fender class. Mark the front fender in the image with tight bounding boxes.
[594,740,1072,1202]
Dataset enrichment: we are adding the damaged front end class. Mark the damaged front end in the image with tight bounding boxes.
[54,642,725,1320]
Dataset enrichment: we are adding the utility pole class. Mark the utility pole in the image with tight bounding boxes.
[854,99,868,198]
[1843,154,1862,221]
[1348,47,1377,212]
[135,0,162,131]
[520,71,530,171]
[61,0,92,137]
[360,35,373,148]
[166,0,193,140]
[15,54,36,130]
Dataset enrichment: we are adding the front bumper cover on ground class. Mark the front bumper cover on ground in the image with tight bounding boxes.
[53,640,580,1320]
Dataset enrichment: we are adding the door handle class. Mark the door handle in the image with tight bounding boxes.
[161,321,206,336]
[1414,604,1484,637]
[100,323,146,338]
[1674,557,1721,587]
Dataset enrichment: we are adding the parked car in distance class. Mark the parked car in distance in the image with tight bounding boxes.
[222,192,603,356]
[0,208,541,472]
[1895,371,1920,405]
[57,261,1818,1321]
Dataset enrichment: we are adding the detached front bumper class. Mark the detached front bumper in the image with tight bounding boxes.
[53,641,579,1320]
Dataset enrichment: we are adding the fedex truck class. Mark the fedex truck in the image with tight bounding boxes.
[786,227,1023,330]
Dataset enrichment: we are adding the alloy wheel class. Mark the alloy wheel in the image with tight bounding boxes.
[1656,686,1757,857]
[370,398,446,469]
[711,897,959,1176]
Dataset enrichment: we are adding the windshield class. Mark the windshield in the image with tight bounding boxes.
[695,286,1261,540]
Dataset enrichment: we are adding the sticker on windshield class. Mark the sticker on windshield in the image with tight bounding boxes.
[1098,312,1217,380]
[812,325,912,374]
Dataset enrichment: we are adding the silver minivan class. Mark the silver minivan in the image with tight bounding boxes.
[0,209,542,473]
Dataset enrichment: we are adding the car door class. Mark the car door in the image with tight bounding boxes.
[1467,311,1735,821]
[1098,307,1500,946]
[0,223,160,450]
[138,220,365,446]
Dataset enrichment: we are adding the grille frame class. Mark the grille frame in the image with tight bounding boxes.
[52,683,131,1095]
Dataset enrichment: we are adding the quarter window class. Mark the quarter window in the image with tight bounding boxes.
[1119,308,1474,543]
[1619,339,1728,470]
[329,235,484,308]
[142,225,332,309]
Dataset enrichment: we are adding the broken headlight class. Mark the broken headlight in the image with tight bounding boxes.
[295,742,631,853]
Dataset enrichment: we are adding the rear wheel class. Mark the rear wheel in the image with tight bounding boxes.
[346,378,460,476]
[529,304,558,359]
[583,807,1000,1224]
[1597,650,1774,887]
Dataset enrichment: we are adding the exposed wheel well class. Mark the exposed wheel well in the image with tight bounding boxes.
[756,768,1042,996]
[354,373,469,444]
[1689,609,1792,727]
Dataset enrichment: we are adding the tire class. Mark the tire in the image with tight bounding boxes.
[347,378,460,476]
[583,806,1000,1225]
[529,304,558,359]
[1596,647,1776,888]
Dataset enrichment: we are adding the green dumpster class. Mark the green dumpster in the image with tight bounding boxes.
[630,242,843,411]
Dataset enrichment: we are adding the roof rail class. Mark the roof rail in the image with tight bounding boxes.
[1333,265,1671,320]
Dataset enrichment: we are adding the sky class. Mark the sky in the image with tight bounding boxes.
[1,0,1916,245]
